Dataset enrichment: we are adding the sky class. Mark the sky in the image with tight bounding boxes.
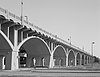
[0,0,100,57]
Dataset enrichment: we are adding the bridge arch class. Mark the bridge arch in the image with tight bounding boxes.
[53,45,66,67]
[68,49,75,66]
[17,36,51,68]
[76,53,80,66]
[17,36,51,53]
[81,55,84,65]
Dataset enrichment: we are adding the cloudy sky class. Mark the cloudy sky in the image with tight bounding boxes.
[0,0,100,57]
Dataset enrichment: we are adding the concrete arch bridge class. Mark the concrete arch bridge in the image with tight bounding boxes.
[0,15,93,70]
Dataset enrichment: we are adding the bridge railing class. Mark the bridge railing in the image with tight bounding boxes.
[0,7,92,56]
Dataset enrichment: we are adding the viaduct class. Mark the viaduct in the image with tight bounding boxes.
[0,8,94,70]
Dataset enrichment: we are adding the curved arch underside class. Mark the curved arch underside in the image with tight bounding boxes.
[68,51,75,66]
[53,46,66,66]
[20,38,50,67]
[21,38,50,56]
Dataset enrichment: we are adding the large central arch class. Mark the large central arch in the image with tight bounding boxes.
[53,45,66,67]
[17,36,51,68]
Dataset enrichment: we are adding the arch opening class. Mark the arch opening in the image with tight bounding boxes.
[88,57,90,64]
[68,50,75,66]
[85,56,87,65]
[76,53,80,66]
[18,37,51,68]
[53,45,66,67]
[81,55,84,65]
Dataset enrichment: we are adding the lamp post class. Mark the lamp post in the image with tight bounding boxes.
[68,36,71,45]
[91,42,95,56]
[25,16,28,24]
[91,42,95,67]
[21,0,23,25]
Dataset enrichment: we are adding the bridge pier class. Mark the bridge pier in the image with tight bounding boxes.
[11,51,19,70]
[49,53,54,68]
[5,51,18,70]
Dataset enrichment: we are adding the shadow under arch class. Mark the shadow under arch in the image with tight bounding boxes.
[76,53,81,66]
[53,45,67,67]
[68,49,75,66]
[0,30,14,70]
[81,55,84,65]
[85,55,88,65]
[17,36,51,68]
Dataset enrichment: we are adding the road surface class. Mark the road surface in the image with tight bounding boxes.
[0,69,100,77]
